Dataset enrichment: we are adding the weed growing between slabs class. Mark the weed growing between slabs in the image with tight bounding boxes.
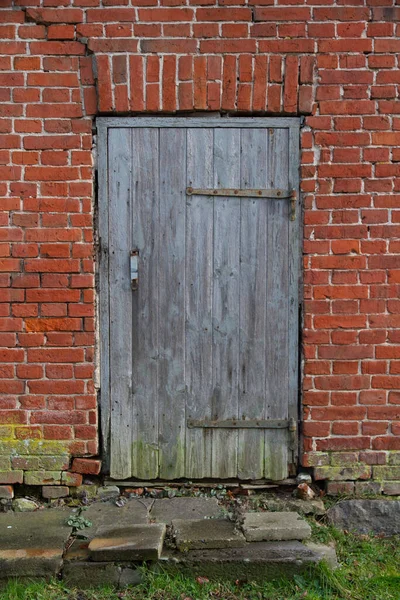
[1,526,399,600]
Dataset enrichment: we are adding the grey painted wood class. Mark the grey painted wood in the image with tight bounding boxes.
[185,128,214,479]
[158,128,187,479]
[264,128,290,480]
[98,117,300,130]
[131,128,160,479]
[211,128,241,478]
[99,117,300,481]
[288,125,301,466]
[237,129,268,480]
[97,122,111,469]
[108,128,133,479]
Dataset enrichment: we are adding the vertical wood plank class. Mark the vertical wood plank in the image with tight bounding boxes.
[237,129,268,480]
[158,127,187,479]
[98,123,111,470]
[185,128,214,479]
[211,128,241,478]
[264,127,290,480]
[108,128,133,479]
[131,128,160,479]
[288,125,301,468]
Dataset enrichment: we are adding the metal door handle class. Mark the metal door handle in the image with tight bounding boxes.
[130,250,138,290]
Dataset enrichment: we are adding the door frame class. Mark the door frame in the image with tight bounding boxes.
[97,116,302,476]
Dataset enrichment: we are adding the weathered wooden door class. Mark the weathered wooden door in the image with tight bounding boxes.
[98,117,300,481]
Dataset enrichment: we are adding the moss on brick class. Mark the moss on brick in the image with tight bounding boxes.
[24,470,62,486]
[388,453,400,465]
[314,465,371,481]
[11,456,41,470]
[0,457,11,470]
[0,440,71,456]
[0,427,15,439]
[40,456,70,471]
[372,466,400,481]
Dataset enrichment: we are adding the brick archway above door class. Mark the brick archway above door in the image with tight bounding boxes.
[23,7,316,117]
[94,54,315,115]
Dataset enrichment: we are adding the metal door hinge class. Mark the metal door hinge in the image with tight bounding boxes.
[186,187,297,221]
[130,250,138,290]
[187,418,295,431]
[186,187,293,199]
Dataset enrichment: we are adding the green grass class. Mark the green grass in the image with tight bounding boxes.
[1,527,399,600]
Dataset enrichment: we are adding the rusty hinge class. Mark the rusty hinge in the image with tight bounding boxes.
[186,187,297,220]
[186,187,292,199]
[187,418,296,431]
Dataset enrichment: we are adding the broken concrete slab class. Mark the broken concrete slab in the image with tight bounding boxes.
[242,512,312,542]
[262,497,326,516]
[172,519,246,551]
[0,508,72,580]
[159,541,324,581]
[63,538,91,563]
[63,561,142,589]
[88,523,166,561]
[97,485,120,500]
[327,499,400,536]
[83,498,153,539]
[150,497,222,524]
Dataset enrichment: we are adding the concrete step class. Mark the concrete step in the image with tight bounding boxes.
[242,511,312,542]
[0,499,333,589]
[63,561,142,589]
[159,541,336,582]
[88,523,166,561]
[0,509,72,580]
[64,537,337,588]
[172,518,246,551]
[150,497,222,524]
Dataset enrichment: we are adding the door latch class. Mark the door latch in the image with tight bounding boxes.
[130,250,138,290]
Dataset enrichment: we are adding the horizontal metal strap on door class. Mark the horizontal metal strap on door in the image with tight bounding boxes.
[186,187,292,199]
[187,418,296,430]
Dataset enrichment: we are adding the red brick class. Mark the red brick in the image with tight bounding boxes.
[61,472,83,487]
[327,482,354,496]
[254,7,310,21]
[26,8,83,23]
[71,458,102,475]
[0,472,23,485]
[0,485,14,499]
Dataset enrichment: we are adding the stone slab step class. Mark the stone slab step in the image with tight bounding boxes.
[0,509,72,580]
[172,519,246,551]
[159,541,335,582]
[83,498,152,540]
[150,497,222,524]
[63,561,142,589]
[88,524,166,562]
[242,512,311,542]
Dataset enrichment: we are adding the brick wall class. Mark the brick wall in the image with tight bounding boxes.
[0,0,400,496]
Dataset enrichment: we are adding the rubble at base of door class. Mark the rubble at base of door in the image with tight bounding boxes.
[1,471,400,503]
